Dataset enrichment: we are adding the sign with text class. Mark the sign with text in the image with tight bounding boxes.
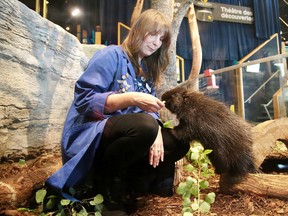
[212,2,254,24]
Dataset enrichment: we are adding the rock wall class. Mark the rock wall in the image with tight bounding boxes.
[0,0,104,160]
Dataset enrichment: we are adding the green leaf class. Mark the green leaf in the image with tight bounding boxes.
[205,192,216,204]
[182,192,192,199]
[35,189,47,203]
[89,200,96,206]
[78,206,88,216]
[199,180,209,189]
[185,164,195,173]
[45,198,55,210]
[199,201,211,213]
[204,149,213,155]
[201,170,214,178]
[182,206,192,214]
[191,152,199,161]
[191,146,200,153]
[94,194,104,204]
[191,201,199,211]
[47,194,58,199]
[183,212,194,216]
[18,159,26,165]
[60,199,71,206]
[201,163,208,169]
[182,197,191,207]
[163,120,174,128]
[176,182,187,195]
[190,185,198,197]
[94,212,102,216]
[186,176,195,187]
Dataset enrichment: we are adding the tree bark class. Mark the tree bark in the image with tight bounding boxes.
[220,173,288,200]
[187,4,202,91]
[151,0,174,22]
[251,118,288,168]
[153,0,194,97]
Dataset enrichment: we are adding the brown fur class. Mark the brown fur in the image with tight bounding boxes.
[162,87,257,179]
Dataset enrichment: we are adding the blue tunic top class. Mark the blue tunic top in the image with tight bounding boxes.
[45,45,159,200]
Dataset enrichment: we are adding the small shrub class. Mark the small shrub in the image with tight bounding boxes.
[35,187,104,216]
[176,141,216,215]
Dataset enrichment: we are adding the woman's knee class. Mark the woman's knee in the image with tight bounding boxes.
[132,113,159,142]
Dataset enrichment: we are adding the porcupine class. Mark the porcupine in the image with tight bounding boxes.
[161,86,257,182]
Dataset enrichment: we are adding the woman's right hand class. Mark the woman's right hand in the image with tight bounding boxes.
[132,92,165,113]
[149,125,164,168]
[105,92,165,114]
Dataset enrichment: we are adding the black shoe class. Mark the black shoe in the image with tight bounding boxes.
[97,173,134,214]
[101,176,126,208]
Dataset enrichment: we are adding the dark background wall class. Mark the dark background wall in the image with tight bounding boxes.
[18,0,285,74]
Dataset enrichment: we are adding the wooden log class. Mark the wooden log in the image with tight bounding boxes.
[220,173,288,200]
[251,118,288,168]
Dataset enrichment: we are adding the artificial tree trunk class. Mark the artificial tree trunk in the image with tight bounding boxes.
[130,0,144,26]
[186,4,202,91]
[151,0,194,97]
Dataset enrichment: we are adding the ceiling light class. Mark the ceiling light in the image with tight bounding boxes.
[71,8,81,17]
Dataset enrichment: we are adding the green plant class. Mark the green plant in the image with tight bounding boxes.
[176,141,216,216]
[272,141,287,153]
[18,158,26,166]
[163,119,174,128]
[35,187,104,216]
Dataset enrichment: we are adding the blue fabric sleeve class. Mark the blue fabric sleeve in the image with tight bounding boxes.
[74,46,120,118]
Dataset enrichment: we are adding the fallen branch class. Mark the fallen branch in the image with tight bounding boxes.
[251,118,288,168]
[220,173,288,200]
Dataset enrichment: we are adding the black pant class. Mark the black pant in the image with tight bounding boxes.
[95,113,189,197]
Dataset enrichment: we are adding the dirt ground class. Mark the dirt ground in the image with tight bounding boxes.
[132,175,288,216]
[1,154,288,216]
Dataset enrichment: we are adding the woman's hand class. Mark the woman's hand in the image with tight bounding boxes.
[104,92,165,114]
[132,92,165,113]
[149,126,164,168]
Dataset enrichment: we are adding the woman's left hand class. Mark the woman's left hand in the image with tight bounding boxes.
[149,126,164,168]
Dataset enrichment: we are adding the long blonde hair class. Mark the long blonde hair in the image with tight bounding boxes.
[122,9,171,86]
